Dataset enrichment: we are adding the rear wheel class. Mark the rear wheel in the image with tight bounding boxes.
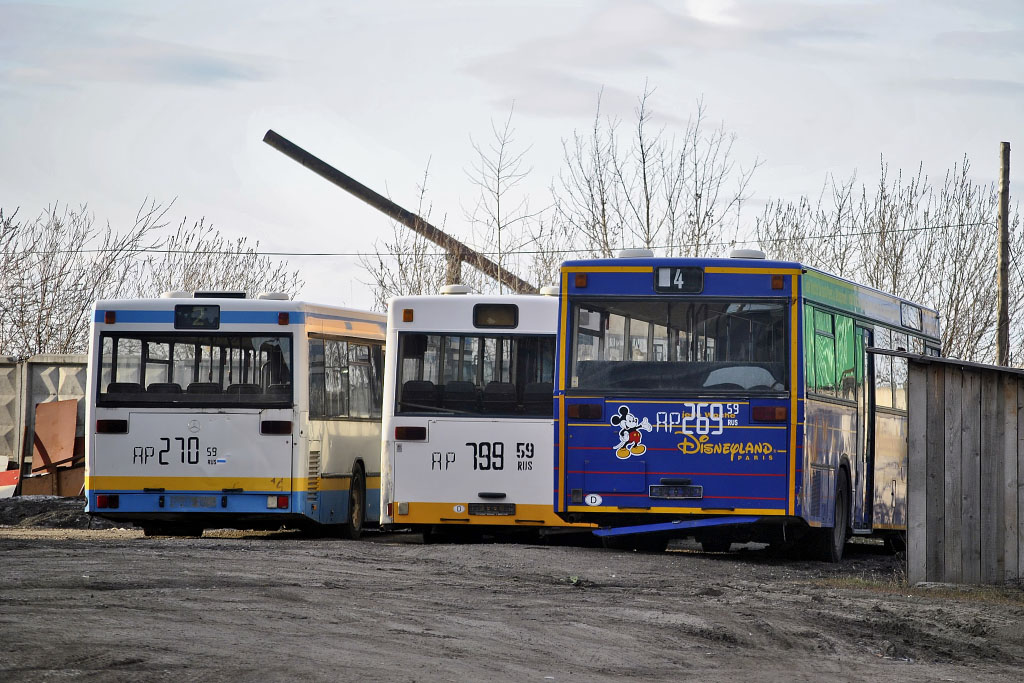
[817,471,850,562]
[341,467,365,540]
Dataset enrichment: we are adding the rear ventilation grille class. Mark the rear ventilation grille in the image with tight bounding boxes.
[308,452,320,494]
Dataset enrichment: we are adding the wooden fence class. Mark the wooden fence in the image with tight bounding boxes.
[904,353,1022,585]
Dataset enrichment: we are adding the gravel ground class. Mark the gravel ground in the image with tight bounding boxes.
[1,497,1022,682]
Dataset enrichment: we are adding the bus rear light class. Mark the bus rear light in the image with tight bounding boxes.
[96,494,119,509]
[260,420,292,435]
[104,310,116,324]
[395,426,427,441]
[574,273,588,288]
[771,275,784,290]
[752,406,788,422]
[402,308,414,322]
[96,419,128,434]
[278,495,289,509]
[267,495,277,508]
[278,312,289,325]
[386,502,392,517]
[567,403,603,420]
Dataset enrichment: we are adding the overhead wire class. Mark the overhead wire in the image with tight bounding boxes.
[4,219,997,259]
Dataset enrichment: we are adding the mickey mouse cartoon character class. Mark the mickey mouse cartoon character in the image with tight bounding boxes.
[610,405,652,459]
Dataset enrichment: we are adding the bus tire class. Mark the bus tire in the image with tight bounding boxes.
[817,470,850,563]
[341,467,365,540]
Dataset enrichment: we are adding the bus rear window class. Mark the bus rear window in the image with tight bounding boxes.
[570,299,787,392]
[395,332,554,417]
[97,332,292,406]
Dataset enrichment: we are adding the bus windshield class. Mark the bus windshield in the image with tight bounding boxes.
[96,332,293,406]
[395,332,555,416]
[570,299,787,392]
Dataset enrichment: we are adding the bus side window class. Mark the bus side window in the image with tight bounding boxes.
[309,338,326,417]
[891,332,908,411]
[325,339,349,417]
[873,326,893,408]
[834,315,856,401]
[803,305,816,393]
[813,309,836,397]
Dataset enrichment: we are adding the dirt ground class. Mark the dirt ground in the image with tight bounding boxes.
[1,497,1023,682]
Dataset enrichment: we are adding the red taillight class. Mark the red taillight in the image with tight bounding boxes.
[277,495,289,510]
[96,419,128,434]
[95,494,119,509]
[278,312,289,325]
[104,310,116,324]
[567,403,603,420]
[395,426,427,441]
[387,502,393,517]
[260,420,292,435]
[752,406,788,422]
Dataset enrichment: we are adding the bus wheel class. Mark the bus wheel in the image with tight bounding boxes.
[342,467,365,540]
[817,472,849,563]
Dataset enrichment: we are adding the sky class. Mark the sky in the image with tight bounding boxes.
[1,0,1022,309]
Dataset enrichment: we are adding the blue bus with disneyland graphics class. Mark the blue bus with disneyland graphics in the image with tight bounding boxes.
[554,249,940,560]
[85,291,386,537]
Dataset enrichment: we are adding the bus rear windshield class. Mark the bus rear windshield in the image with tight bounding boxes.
[396,332,554,417]
[97,332,293,407]
[571,299,787,392]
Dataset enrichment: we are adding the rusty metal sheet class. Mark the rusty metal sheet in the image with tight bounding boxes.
[31,399,79,473]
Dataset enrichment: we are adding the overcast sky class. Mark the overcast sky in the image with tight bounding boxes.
[2,0,1022,308]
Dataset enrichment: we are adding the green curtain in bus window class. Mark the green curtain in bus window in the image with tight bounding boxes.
[815,332,836,396]
[803,305,816,392]
[814,309,833,334]
[834,316,856,401]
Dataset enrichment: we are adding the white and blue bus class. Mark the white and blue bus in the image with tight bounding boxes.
[380,287,591,540]
[85,292,386,537]
[555,250,940,559]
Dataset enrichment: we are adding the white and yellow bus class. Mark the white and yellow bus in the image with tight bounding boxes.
[85,292,386,537]
[380,287,591,540]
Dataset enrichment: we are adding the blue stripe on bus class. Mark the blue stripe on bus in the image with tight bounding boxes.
[93,310,308,324]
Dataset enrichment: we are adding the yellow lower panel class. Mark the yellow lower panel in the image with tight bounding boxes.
[565,505,786,516]
[395,501,594,528]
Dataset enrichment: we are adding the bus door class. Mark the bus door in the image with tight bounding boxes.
[852,326,874,531]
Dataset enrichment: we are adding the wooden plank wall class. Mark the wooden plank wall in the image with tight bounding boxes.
[907,359,1023,585]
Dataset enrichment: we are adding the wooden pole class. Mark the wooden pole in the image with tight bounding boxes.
[263,130,538,294]
[996,141,1010,366]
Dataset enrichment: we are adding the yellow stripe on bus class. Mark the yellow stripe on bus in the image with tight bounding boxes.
[560,265,654,273]
[704,266,803,275]
[393,501,593,528]
[789,273,799,515]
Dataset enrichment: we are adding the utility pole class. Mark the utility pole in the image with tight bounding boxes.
[996,142,1010,366]
[262,130,537,294]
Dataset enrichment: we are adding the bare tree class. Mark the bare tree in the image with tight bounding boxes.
[0,199,303,356]
[357,162,451,310]
[463,104,541,293]
[137,216,303,299]
[756,155,1023,365]
[553,88,759,258]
